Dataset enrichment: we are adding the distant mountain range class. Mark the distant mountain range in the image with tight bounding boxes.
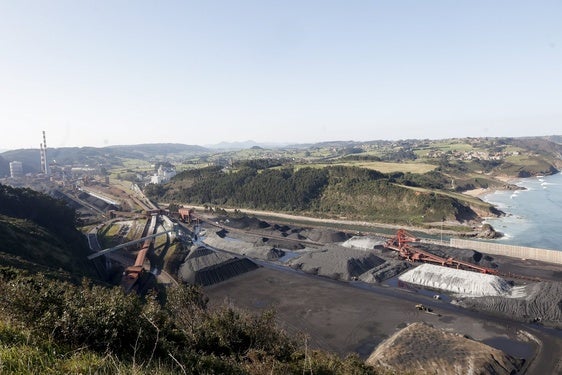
[204,140,291,150]
[0,143,208,176]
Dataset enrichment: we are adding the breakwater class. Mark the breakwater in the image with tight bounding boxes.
[450,238,562,265]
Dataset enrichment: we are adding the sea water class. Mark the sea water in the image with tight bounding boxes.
[482,173,562,251]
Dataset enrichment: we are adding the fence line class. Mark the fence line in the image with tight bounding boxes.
[450,238,562,265]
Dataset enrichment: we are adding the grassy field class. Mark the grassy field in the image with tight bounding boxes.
[291,160,436,174]
[120,158,153,170]
[107,158,153,181]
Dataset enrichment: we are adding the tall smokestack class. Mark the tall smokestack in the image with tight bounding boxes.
[42,131,50,176]
[40,143,45,174]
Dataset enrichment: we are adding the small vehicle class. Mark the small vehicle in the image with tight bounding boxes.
[415,304,432,312]
[415,304,441,316]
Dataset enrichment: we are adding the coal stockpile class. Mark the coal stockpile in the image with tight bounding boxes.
[288,246,385,280]
[300,228,350,243]
[458,281,562,328]
[360,260,412,283]
[223,216,271,230]
[178,246,259,286]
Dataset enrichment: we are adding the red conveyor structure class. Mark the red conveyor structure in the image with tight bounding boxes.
[384,229,500,275]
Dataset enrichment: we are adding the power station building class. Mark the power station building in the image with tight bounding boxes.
[9,161,23,178]
[150,165,176,184]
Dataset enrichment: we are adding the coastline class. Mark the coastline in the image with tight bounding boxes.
[462,175,521,198]
[471,172,562,250]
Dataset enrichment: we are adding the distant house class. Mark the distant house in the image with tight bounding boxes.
[150,165,176,184]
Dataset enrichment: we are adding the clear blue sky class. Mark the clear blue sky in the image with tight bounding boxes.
[1,1,561,149]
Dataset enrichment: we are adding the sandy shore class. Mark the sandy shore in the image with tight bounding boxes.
[462,187,490,197]
[462,175,521,198]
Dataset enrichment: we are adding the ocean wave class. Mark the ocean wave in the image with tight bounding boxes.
[499,232,512,240]
[480,173,562,247]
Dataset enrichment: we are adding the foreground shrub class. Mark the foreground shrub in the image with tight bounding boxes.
[0,269,386,374]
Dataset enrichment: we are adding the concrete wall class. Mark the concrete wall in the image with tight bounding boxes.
[450,238,562,265]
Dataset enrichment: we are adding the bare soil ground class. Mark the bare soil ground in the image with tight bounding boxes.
[204,266,544,362]
[367,322,523,375]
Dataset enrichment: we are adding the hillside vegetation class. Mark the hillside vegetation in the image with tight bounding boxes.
[0,270,390,374]
[148,165,499,225]
[0,184,93,276]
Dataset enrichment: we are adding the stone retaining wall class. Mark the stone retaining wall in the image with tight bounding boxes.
[450,238,562,265]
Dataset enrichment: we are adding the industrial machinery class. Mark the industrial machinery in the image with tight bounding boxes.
[178,207,200,227]
[178,207,194,223]
[384,229,499,275]
[123,214,158,281]
[415,304,441,316]
[415,304,432,312]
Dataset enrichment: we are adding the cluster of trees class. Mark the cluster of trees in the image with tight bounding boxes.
[0,184,78,233]
[0,184,94,276]
[388,171,448,190]
[233,158,291,170]
[146,164,481,224]
[380,148,417,162]
[0,268,381,374]
[0,155,8,177]
[157,167,331,211]
[339,154,382,162]
[319,178,478,224]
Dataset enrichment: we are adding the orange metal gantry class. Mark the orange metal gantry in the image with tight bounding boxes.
[384,229,499,275]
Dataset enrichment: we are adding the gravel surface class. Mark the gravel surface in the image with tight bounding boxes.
[340,236,385,250]
[300,228,350,243]
[366,322,523,375]
[360,260,412,283]
[458,281,562,328]
[288,245,385,280]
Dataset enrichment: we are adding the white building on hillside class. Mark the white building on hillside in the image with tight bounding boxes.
[150,165,176,184]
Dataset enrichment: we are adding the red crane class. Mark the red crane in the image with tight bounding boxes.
[384,229,499,275]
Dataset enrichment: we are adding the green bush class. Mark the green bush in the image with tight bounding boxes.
[0,269,387,374]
